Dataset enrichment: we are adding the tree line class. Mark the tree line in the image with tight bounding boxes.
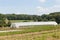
[5,12,60,22]
[0,12,60,27]
[0,13,56,21]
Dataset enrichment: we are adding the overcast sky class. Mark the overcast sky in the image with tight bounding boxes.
[0,0,60,15]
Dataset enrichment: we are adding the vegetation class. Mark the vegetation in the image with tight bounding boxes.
[0,12,60,27]
[0,12,60,40]
[0,17,11,27]
[0,25,60,40]
[0,25,60,36]
[0,12,60,24]
[0,31,60,40]
[50,12,60,24]
[10,20,34,23]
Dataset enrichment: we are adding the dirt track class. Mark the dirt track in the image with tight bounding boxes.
[0,29,58,36]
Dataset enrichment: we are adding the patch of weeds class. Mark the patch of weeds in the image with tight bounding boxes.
[52,33,60,39]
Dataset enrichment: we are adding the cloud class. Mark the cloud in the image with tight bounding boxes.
[36,7,48,12]
[36,5,60,15]
[49,5,60,12]
[36,6,49,15]
[39,0,46,3]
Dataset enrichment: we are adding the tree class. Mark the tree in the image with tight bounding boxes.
[7,21,11,27]
[50,12,60,24]
[55,16,60,24]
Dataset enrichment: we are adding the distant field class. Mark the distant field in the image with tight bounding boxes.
[10,20,34,23]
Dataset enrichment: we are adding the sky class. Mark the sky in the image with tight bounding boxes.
[0,0,60,15]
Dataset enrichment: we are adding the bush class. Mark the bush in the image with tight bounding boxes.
[7,21,11,27]
[0,18,11,27]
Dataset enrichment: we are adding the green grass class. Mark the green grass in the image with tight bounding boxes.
[10,20,33,23]
[0,25,60,36]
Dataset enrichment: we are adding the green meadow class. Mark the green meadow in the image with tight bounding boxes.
[10,20,34,23]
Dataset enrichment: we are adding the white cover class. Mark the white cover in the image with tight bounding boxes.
[11,21,57,28]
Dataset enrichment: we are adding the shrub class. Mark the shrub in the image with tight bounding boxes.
[7,21,11,27]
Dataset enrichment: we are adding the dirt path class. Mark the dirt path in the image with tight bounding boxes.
[0,29,59,40]
[0,29,59,37]
[0,30,21,32]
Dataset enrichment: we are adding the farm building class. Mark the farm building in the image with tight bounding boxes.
[10,21,57,28]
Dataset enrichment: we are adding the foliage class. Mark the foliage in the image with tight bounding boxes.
[55,16,60,24]
[7,21,11,27]
[0,16,11,27]
[50,12,60,24]
[0,12,60,24]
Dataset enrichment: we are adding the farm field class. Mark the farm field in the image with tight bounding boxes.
[0,30,60,40]
[0,25,60,40]
[0,25,60,35]
[10,20,34,23]
[0,0,60,40]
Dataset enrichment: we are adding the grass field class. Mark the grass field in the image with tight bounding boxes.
[0,30,60,40]
[10,20,34,23]
[0,25,60,40]
[0,28,60,40]
[0,25,60,36]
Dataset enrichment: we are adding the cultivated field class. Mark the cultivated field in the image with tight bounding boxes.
[0,25,60,40]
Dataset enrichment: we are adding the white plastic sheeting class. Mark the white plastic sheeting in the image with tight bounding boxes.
[11,21,57,28]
